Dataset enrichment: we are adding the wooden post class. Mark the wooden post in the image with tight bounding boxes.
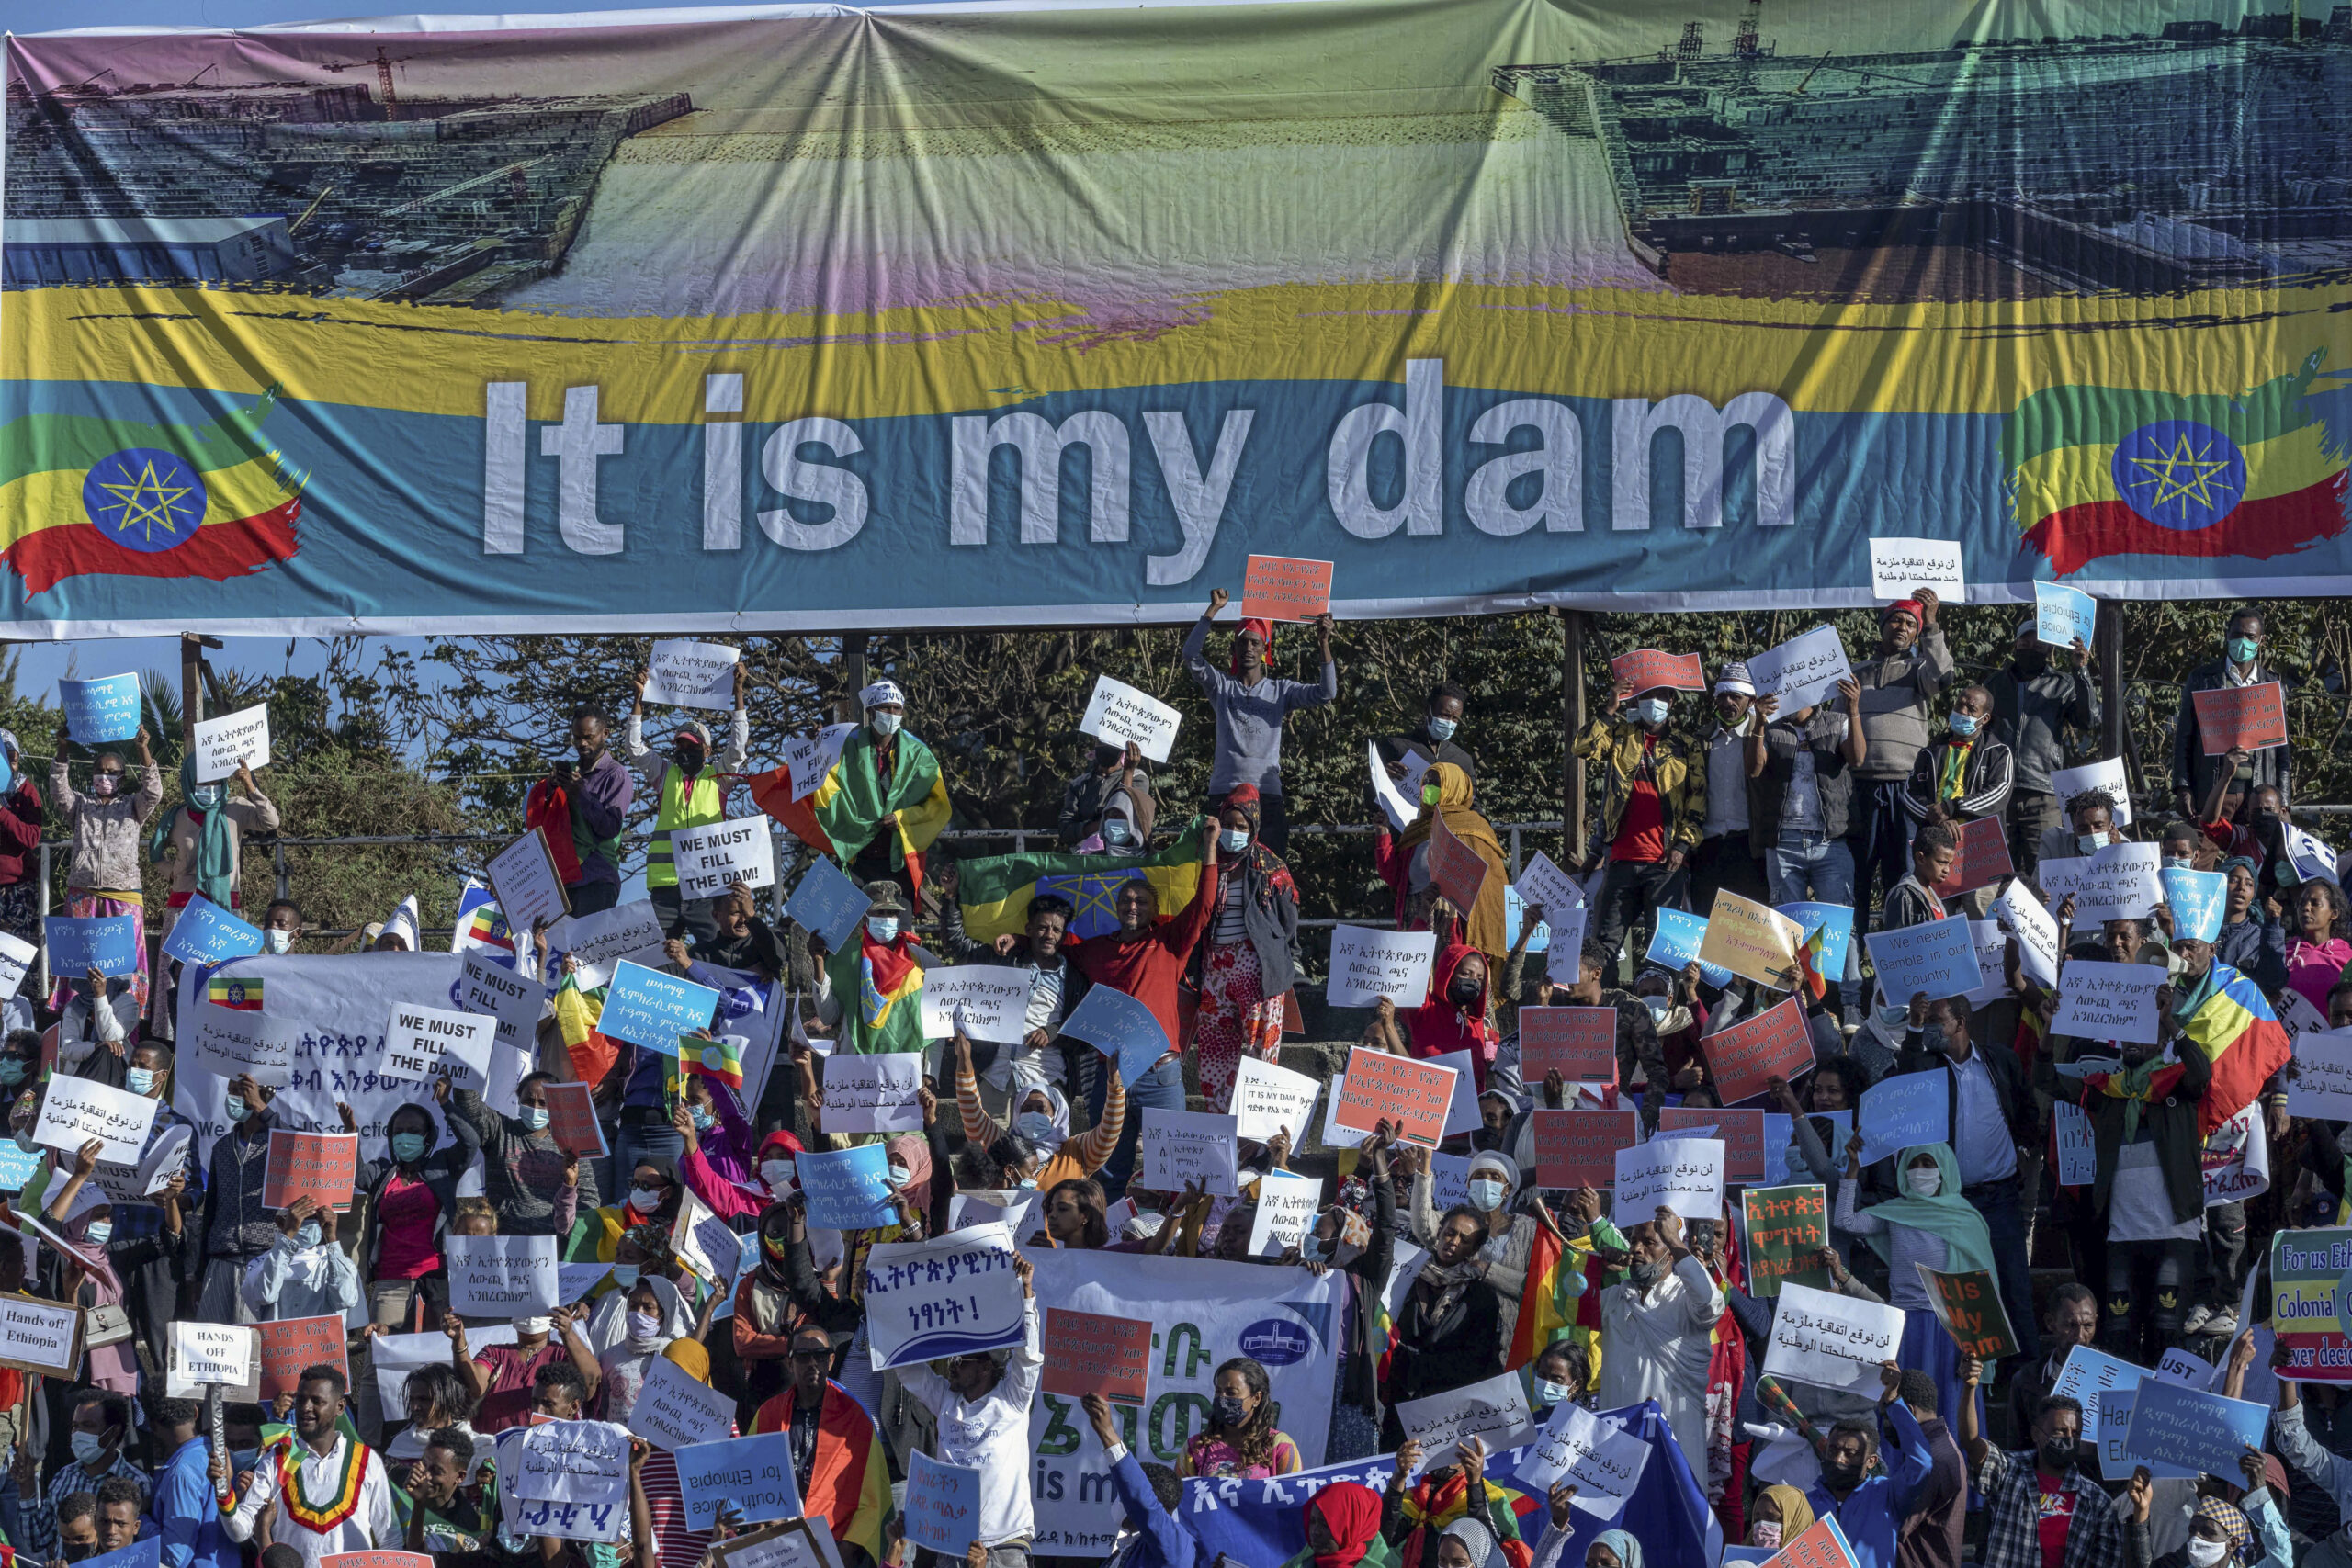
[842,635,869,725]
[180,632,204,748]
[2095,600,2128,796]
[1561,610,1587,862]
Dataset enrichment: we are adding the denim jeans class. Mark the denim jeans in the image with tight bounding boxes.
[1963,1176,2042,1365]
[1849,780,1916,931]
[1768,830,1860,981]
[614,1114,685,1199]
[1088,1054,1186,1201]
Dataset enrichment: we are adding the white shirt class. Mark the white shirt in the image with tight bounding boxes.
[1782,749,1823,832]
[1948,1050,2018,1185]
[1595,1256,1724,1474]
[2109,1136,2202,1243]
[899,1299,1044,1546]
[1704,723,1752,838]
[222,1433,399,1568]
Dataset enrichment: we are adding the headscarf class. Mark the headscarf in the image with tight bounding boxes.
[1305,1483,1385,1568]
[1755,1484,1815,1543]
[1410,943,1499,1082]
[1013,1085,1071,1154]
[662,1337,712,1384]
[886,1132,934,1214]
[622,1155,684,1227]
[590,1271,694,1356]
[1588,1531,1644,1568]
[1465,1150,1519,1201]
[1231,618,1276,680]
[155,756,236,906]
[2192,1495,2251,1563]
[380,894,421,951]
[1853,1143,1996,1277]
[1394,763,1509,960]
[1440,1519,1498,1568]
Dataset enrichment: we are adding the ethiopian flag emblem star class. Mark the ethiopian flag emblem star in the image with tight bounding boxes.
[0,388,304,596]
[2007,351,2348,575]
[683,1033,743,1090]
[207,975,263,1011]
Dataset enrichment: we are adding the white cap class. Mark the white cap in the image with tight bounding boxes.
[859,680,906,710]
[380,894,421,950]
[1714,660,1756,696]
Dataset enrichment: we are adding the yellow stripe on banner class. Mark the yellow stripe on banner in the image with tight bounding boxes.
[0,453,295,550]
[898,774,952,857]
[2009,422,2345,525]
[2184,988,2258,1065]
[959,891,1033,945]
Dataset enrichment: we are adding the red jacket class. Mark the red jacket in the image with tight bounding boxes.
[1062,860,1221,1053]
[0,785,42,886]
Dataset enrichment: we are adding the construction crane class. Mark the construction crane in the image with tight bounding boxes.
[324,45,424,118]
[288,185,337,234]
[1790,54,1935,93]
[378,155,550,218]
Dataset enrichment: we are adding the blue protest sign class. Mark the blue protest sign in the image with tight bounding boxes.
[2124,1377,2270,1476]
[796,1143,898,1229]
[1646,908,1732,989]
[76,1538,160,1568]
[785,857,873,953]
[671,1432,802,1529]
[595,961,719,1055]
[162,896,264,967]
[2160,867,2228,943]
[1856,1069,1950,1167]
[1776,902,1853,976]
[1864,919,1982,1003]
[2035,581,2098,650]
[1505,886,1550,954]
[1056,982,1170,1090]
[1763,1112,1793,1186]
[44,915,138,978]
[58,675,141,745]
[904,1450,984,1557]
[0,1143,40,1191]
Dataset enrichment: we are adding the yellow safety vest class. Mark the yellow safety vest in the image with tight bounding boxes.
[646,766,724,887]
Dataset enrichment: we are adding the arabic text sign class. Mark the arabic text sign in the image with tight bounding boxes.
[1917,1265,2019,1361]
[1857,1069,1950,1168]
[1238,555,1334,622]
[1864,918,1982,1004]
[597,962,720,1055]
[1929,813,2014,898]
[1513,1402,1653,1516]
[2052,960,2163,1046]
[383,1002,496,1086]
[2289,1029,2352,1120]
[1696,889,1804,990]
[32,1074,157,1166]
[1613,1137,1724,1223]
[1394,1370,1535,1456]
[672,1433,803,1530]
[1137,1110,1240,1197]
[1645,908,1732,989]
[1762,1280,1905,1395]
[1532,1108,1638,1190]
[644,639,741,709]
[191,702,272,782]
[1608,649,1705,694]
[45,915,137,978]
[1866,538,1965,603]
[672,817,778,900]
[512,1419,634,1506]
[1080,676,1183,764]
[1746,625,1855,713]
[1329,1047,1456,1149]
[783,858,871,953]
[1041,1308,1153,1404]
[546,900,667,989]
[162,895,263,966]
[1993,882,2062,990]
[918,965,1034,1046]
[2035,581,2098,649]
[2193,681,2289,754]
[1703,997,1815,1105]
[59,675,141,744]
[861,1224,1027,1371]
[186,1000,302,1088]
[261,1130,359,1212]
[448,1234,560,1316]
[1741,1184,1829,1299]
[486,827,571,931]
[820,1052,926,1135]
[1517,1008,1618,1087]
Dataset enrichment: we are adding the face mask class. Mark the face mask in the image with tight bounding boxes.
[628,1185,663,1213]
[391,1132,427,1162]
[1819,1458,1864,1492]
[1627,1259,1663,1290]
[1750,1523,1782,1551]
[2163,854,2194,872]
[1014,1112,1057,1143]
[1905,1169,1942,1198]
[225,1096,250,1122]
[866,916,900,943]
[62,1545,95,1563]
[1467,1178,1507,1211]
[295,1223,322,1249]
[124,1066,158,1096]
[92,774,119,798]
[1298,1234,1327,1263]
[1533,1379,1572,1409]
[1016,1175,1038,1191]
[1420,783,1442,807]
[870,713,903,739]
[673,746,706,776]
[231,1448,259,1475]
[1634,697,1669,726]
[519,1106,549,1131]
[70,1431,109,1467]
[1102,820,1132,847]
[1220,829,1250,853]
[0,1061,26,1088]
[689,1108,715,1132]
[762,1159,797,1192]
[514,1315,553,1337]
[2228,635,2259,664]
[2185,1538,2230,1568]
[610,1265,640,1290]
[1643,995,1671,1021]
[2037,1437,2076,1472]
[1213,1395,1250,1427]
[1948,711,1978,738]
[1878,1004,1910,1027]
[189,786,220,810]
[264,928,294,954]
[627,1311,662,1345]
[84,1222,112,1247]
[1425,717,1457,743]
[888,1164,912,1187]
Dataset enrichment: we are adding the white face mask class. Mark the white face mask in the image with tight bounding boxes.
[1905,1168,1943,1198]
[2163,855,2193,871]
[2184,1539,2229,1568]
[628,1185,662,1213]
[888,1164,912,1187]
[761,1159,797,1193]
[627,1311,662,1347]
[514,1315,552,1337]
[869,712,903,739]
[1467,1178,1507,1211]
[1634,697,1670,727]
[264,928,294,954]
[865,916,900,943]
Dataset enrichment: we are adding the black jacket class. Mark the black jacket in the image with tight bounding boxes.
[1386,1271,1503,1409]
[2038,1035,2212,1225]
[1751,710,1856,846]
[1900,734,2014,826]
[354,1141,472,1281]
[2173,659,2291,804]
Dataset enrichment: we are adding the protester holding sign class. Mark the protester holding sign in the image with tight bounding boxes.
[1193,784,1302,1111]
[1404,1145,1558,1357]
[1954,1356,2127,1568]
[1691,661,1771,913]
[40,1136,188,1393]
[1834,1137,1997,1433]
[1897,687,2015,897]
[2173,608,2290,818]
[1593,1206,1725,1484]
[150,753,280,1039]
[897,1253,1043,1559]
[446,1074,595,1240]
[243,1190,361,1325]
[1182,587,1339,854]
[1059,740,1156,851]
[627,660,752,942]
[955,1027,1125,1198]
[1383,1203,1507,1444]
[197,1072,319,1325]
[1751,682,1866,999]
[1375,762,1508,961]
[526,703,636,916]
[1574,673,1705,959]
[1376,682,1477,794]
[1984,617,2099,880]
[48,728,164,1018]
[1849,592,1953,933]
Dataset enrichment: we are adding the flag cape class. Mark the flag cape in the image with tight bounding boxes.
[683,1031,744,1090]
[207,974,264,1011]
[748,728,950,894]
[1795,923,1829,1004]
[953,819,1211,944]
[822,932,927,1055]
[0,389,304,595]
[748,1382,893,1568]
[2007,352,2349,575]
[2178,962,2295,1136]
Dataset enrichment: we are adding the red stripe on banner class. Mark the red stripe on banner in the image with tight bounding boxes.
[2,499,301,596]
[2024,471,2349,575]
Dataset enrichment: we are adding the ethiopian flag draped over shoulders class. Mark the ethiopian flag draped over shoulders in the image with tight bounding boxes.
[0,388,304,595]
[953,820,1210,945]
[2007,351,2348,576]
[749,728,950,897]
[823,930,927,1055]
[2178,961,2294,1136]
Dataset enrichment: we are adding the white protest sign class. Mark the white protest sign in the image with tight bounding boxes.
[2280,988,2330,1055]
[2154,1348,2217,1391]
[0,932,30,1003]
[2052,960,2163,1045]
[1614,1137,1724,1223]
[1992,882,2062,990]
[2051,758,2134,828]
[781,724,858,801]
[1515,1402,1654,1515]
[459,949,549,1056]
[628,1355,738,1450]
[165,1322,256,1397]
[819,1053,925,1135]
[1230,1056,1321,1145]
[1395,1370,1536,1456]
[1867,538,1965,603]
[1326,925,1438,1007]
[85,1122,191,1209]
[1962,920,2011,1006]
[1247,1168,1323,1258]
[545,901,668,991]
[486,828,571,931]
[33,1075,157,1165]
[190,703,271,784]
[382,1002,496,1086]
[448,1234,560,1315]
[2053,1100,2098,1185]
[672,818,777,901]
[917,966,1033,1046]
[0,1293,83,1377]
[512,1420,634,1506]
[2202,1102,2269,1208]
[1747,625,1855,713]
[372,1322,516,1414]
[187,1001,301,1088]
[1370,742,1430,834]
[1080,676,1182,764]
[644,640,741,709]
[861,1223,1028,1371]
[2288,1029,2352,1120]
[2042,841,2163,922]
[1763,1280,1906,1395]
[1512,852,1587,924]
[1138,1110,1239,1197]
[1427,1050,1485,1139]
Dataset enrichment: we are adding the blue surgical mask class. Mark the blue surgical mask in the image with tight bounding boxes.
[83,1222,112,1247]
[689,1108,716,1132]
[1220,829,1250,854]
[1643,994,1672,1021]
[1102,819,1133,847]
[2163,855,2193,872]
[1014,1112,1057,1143]
[1298,1234,1327,1263]
[2228,635,2259,665]
[866,916,900,943]
[1949,712,1979,738]
[519,1106,549,1131]
[1016,1175,1038,1191]
[225,1096,250,1122]
[69,1432,109,1467]
[189,786,220,810]
[230,1449,258,1475]
[126,1067,156,1096]
[390,1133,428,1162]
[2078,832,2104,855]
[1467,1178,1506,1212]
[610,1265,639,1290]
[1634,697,1670,727]
[0,1061,26,1087]
[295,1223,322,1249]
[1533,1378,1573,1408]
[1425,717,1457,743]
[1878,1004,1910,1027]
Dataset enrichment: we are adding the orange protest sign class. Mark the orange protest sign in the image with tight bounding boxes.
[2193,681,2289,754]
[1702,997,1816,1105]
[1428,816,1491,914]
[1659,1107,1766,1182]
[325,1551,435,1568]
[1039,1308,1152,1404]
[1774,1514,1860,1568]
[261,1130,359,1213]
[254,1314,349,1401]
[1517,1008,1618,1086]
[1532,1108,1639,1189]
[1931,814,2015,898]
[1609,649,1706,694]
[543,1081,607,1158]
[1238,556,1333,622]
[1330,1047,1457,1148]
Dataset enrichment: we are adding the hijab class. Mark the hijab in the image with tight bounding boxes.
[1412,942,1499,1077]
[1466,1151,1519,1203]
[590,1272,693,1356]
[1395,763,1510,960]
[1014,1086,1071,1154]
[624,1156,684,1225]
[1755,1484,1815,1543]
[1305,1483,1384,1568]
[662,1337,712,1385]
[1855,1143,1996,1277]
[156,756,235,906]
[886,1132,934,1213]
[1440,1519,1498,1568]
[1588,1531,1644,1568]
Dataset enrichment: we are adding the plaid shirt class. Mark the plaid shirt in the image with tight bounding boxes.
[1973,1446,2125,1568]
[19,1450,150,1561]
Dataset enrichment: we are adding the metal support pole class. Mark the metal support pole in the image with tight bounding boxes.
[1561,610,1588,863]
[274,840,290,903]
[35,843,50,998]
[2096,599,2129,798]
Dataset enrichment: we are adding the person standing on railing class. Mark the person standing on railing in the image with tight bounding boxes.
[1182,588,1338,856]
[0,730,43,959]
[1984,615,2098,882]
[1847,591,1951,932]
[48,728,163,1020]
[150,754,279,1040]
[627,661,749,945]
[1573,677,1704,962]
[2174,605,2290,819]
[529,703,634,917]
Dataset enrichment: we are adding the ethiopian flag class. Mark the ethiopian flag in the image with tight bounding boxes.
[953,820,1210,945]
[2007,351,2348,575]
[207,974,264,1011]
[2177,961,2294,1136]
[682,1031,744,1091]
[1507,1221,1576,1371]
[0,389,304,595]
[748,727,951,897]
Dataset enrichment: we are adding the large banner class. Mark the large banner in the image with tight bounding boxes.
[4,1,2349,636]
[1021,1247,1344,1556]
